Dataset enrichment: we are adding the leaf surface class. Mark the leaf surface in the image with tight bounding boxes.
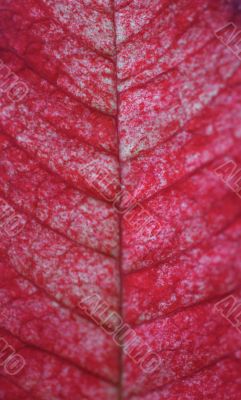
[0,1,241,399]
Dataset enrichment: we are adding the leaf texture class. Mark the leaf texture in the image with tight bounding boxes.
[0,0,241,399]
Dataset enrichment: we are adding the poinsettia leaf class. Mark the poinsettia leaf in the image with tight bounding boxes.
[0,1,241,399]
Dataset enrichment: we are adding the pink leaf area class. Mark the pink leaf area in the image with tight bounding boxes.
[0,1,241,399]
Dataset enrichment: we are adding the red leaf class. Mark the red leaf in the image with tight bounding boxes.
[0,1,241,399]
